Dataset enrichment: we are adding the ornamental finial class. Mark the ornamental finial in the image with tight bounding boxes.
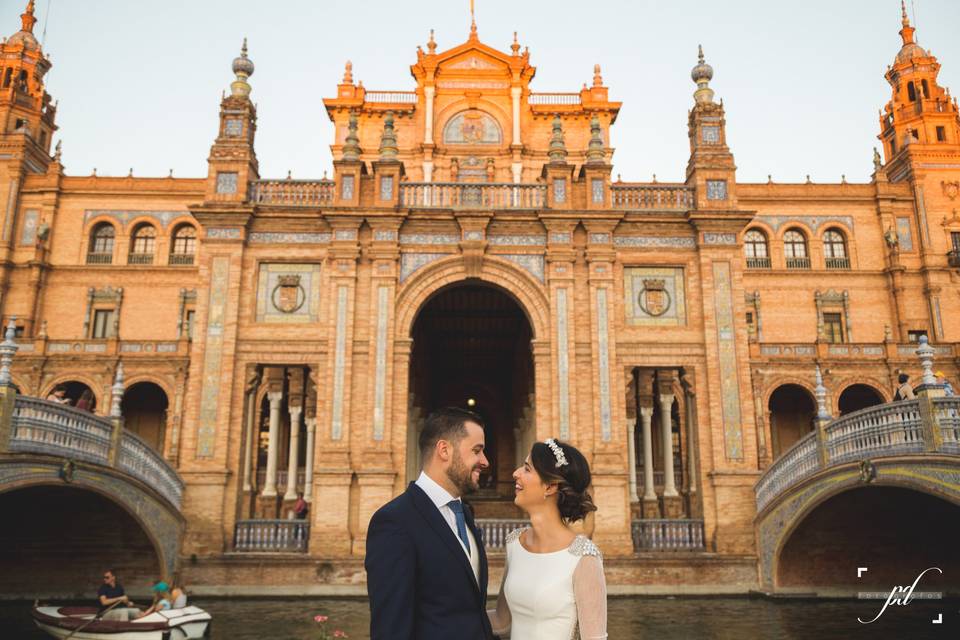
[428,29,437,53]
[343,60,353,84]
[593,64,603,87]
[230,38,255,98]
[21,0,37,34]
[379,111,399,159]
[548,116,567,164]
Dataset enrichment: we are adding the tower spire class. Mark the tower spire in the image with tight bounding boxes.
[469,0,478,39]
[230,38,255,98]
[899,0,916,45]
[21,0,37,34]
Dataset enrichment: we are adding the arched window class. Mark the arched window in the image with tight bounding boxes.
[744,229,770,268]
[907,82,917,102]
[170,225,197,265]
[87,223,115,264]
[823,229,849,269]
[784,229,810,269]
[129,224,156,264]
[921,79,930,98]
[1,68,11,88]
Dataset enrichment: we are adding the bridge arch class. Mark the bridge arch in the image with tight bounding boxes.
[757,457,960,592]
[0,456,183,597]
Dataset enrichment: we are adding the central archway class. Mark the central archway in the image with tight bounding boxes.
[408,282,534,515]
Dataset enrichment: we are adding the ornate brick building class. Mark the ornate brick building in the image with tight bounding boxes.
[2,1,960,591]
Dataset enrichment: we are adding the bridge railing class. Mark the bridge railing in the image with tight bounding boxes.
[825,400,925,464]
[935,397,960,454]
[9,396,114,465]
[234,519,310,552]
[6,395,184,510]
[117,429,184,509]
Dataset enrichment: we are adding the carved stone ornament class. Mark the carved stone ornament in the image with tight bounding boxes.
[942,180,960,201]
[638,278,671,317]
[271,275,306,314]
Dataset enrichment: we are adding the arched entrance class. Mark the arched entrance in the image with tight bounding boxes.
[0,485,161,598]
[52,380,97,412]
[777,486,960,591]
[837,383,885,416]
[408,283,534,513]
[769,384,815,460]
[122,382,169,453]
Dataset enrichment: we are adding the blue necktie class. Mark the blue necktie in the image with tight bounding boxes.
[447,500,471,557]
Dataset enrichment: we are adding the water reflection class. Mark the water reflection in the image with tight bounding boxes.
[2,596,957,638]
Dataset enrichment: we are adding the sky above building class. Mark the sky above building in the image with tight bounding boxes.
[3,0,959,183]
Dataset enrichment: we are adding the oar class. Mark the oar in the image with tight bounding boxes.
[62,599,125,640]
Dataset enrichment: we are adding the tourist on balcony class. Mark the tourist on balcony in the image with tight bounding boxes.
[894,373,916,401]
[487,439,607,640]
[294,491,309,520]
[75,389,94,412]
[46,386,70,405]
[936,371,956,396]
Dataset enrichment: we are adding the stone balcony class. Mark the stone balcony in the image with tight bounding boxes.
[14,337,190,358]
[749,341,956,362]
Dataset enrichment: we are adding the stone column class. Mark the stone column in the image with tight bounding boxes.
[626,418,639,503]
[261,391,283,497]
[511,86,522,145]
[284,405,303,501]
[241,382,258,492]
[660,392,678,498]
[303,416,317,502]
[639,406,657,516]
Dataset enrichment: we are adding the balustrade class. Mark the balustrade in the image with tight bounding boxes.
[610,184,693,210]
[474,518,529,551]
[9,397,113,465]
[234,519,310,552]
[399,182,546,210]
[786,256,811,269]
[528,93,582,106]
[632,519,705,551]
[935,397,960,453]
[117,430,184,509]
[754,435,820,512]
[249,180,335,206]
[364,91,417,104]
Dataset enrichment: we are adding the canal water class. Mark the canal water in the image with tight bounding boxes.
[2,596,957,638]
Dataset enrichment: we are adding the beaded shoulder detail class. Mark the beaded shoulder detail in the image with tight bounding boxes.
[505,527,529,545]
[567,535,602,558]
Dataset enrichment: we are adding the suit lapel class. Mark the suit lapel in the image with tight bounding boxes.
[407,483,481,597]
[463,501,488,598]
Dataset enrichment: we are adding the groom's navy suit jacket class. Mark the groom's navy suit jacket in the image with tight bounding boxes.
[366,482,493,640]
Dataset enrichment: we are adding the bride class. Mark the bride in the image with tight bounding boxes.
[488,438,607,639]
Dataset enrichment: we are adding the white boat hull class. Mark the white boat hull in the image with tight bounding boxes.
[32,604,211,640]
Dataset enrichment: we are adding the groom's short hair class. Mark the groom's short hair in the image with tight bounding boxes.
[419,407,484,461]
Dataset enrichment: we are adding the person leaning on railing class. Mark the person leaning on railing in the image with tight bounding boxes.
[894,373,916,401]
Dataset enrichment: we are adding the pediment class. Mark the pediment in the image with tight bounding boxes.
[443,52,506,72]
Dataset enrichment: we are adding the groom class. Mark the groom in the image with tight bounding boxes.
[366,407,494,640]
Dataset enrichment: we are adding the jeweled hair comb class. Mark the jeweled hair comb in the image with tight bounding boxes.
[544,438,569,467]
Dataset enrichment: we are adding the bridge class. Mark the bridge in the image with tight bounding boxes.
[755,337,960,595]
[0,323,184,598]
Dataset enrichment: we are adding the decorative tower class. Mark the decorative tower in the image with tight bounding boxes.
[333,111,365,207]
[876,3,960,341]
[542,116,574,209]
[878,2,960,176]
[685,45,738,212]
[204,39,259,203]
[373,112,403,207]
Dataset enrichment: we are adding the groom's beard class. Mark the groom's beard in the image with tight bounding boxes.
[447,449,481,496]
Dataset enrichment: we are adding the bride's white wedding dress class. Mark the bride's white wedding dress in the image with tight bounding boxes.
[488,527,607,640]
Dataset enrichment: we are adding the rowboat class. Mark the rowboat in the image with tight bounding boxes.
[31,604,211,640]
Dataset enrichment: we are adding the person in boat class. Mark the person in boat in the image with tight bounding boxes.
[170,579,188,609]
[135,581,172,619]
[98,569,135,621]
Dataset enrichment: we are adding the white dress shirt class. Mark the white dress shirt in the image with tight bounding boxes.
[415,471,480,582]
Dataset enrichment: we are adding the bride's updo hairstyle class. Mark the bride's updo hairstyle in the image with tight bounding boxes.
[530,439,597,523]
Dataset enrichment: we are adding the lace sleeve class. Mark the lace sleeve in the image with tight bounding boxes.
[486,556,511,636]
[573,554,607,640]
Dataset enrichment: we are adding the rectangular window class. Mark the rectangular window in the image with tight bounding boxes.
[591,178,604,204]
[380,175,394,201]
[341,174,355,200]
[216,172,238,194]
[937,126,946,142]
[823,312,844,344]
[951,232,960,253]
[185,310,195,340]
[706,180,727,201]
[92,310,113,339]
[908,329,928,343]
[553,178,567,203]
